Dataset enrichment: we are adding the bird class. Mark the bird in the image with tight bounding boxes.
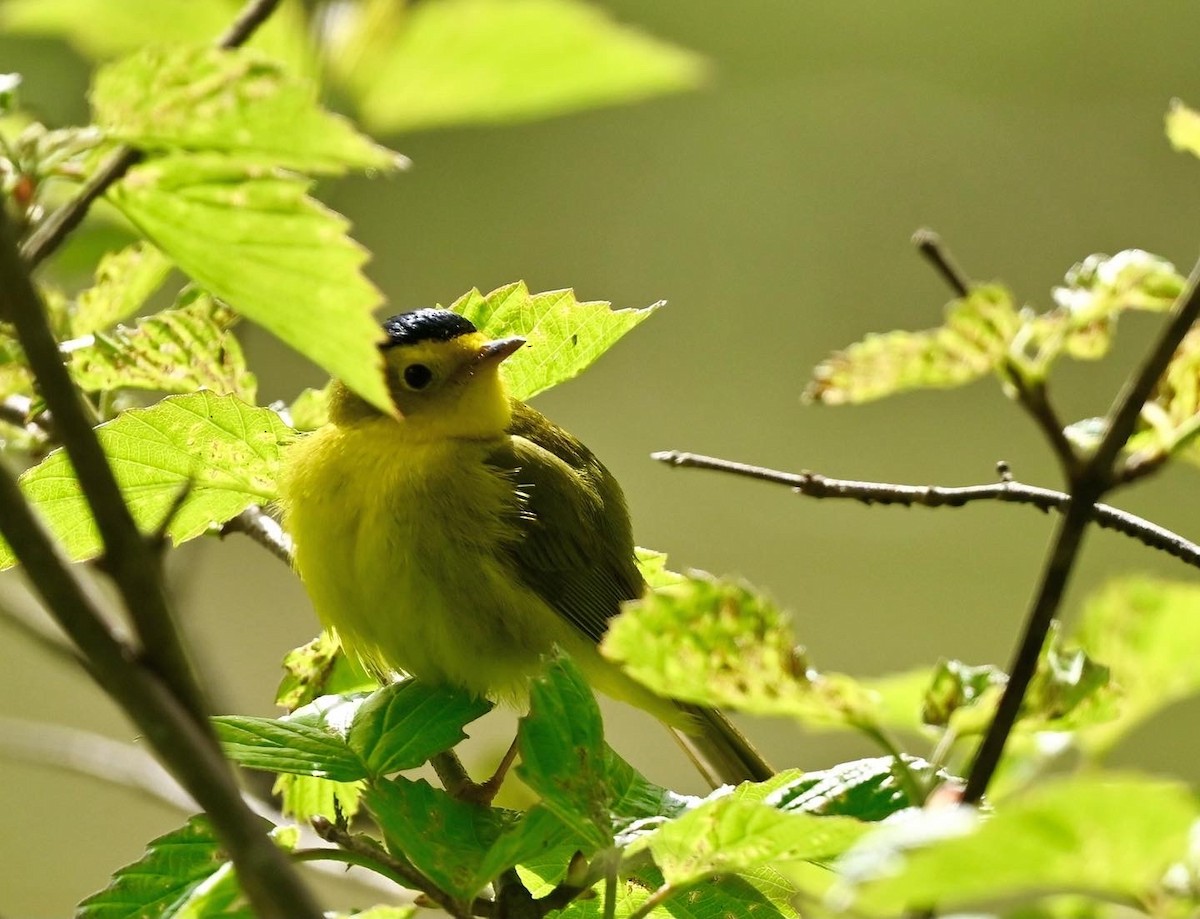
[277,308,772,788]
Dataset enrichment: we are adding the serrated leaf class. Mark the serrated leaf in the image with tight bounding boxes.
[633,546,685,590]
[647,793,868,888]
[0,392,293,570]
[471,806,580,893]
[337,0,706,132]
[92,46,398,174]
[76,815,237,919]
[70,292,256,400]
[449,282,659,401]
[1130,326,1200,463]
[212,714,367,781]
[517,656,612,850]
[1074,578,1200,754]
[1167,98,1200,159]
[273,772,363,824]
[0,0,315,76]
[847,775,1198,913]
[366,776,510,902]
[276,631,378,712]
[804,285,1020,405]
[170,861,251,919]
[347,679,492,776]
[107,154,392,415]
[71,241,173,336]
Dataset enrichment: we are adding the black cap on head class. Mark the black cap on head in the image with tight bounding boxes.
[381,309,477,348]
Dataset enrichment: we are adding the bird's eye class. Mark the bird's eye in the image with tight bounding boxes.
[402,363,434,390]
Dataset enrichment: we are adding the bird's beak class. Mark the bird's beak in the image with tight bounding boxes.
[473,337,525,367]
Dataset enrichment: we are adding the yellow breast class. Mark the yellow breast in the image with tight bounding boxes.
[277,417,577,701]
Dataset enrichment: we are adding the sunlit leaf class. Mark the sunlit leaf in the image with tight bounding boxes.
[287,384,331,433]
[0,0,315,76]
[449,281,659,401]
[336,0,706,132]
[0,393,292,569]
[276,631,378,712]
[770,757,944,823]
[273,772,363,824]
[212,714,367,782]
[76,815,241,919]
[70,291,256,399]
[804,285,1020,405]
[1074,578,1200,754]
[70,241,173,336]
[1167,98,1200,159]
[92,46,399,174]
[846,775,1198,914]
[1130,326,1200,464]
[107,155,391,415]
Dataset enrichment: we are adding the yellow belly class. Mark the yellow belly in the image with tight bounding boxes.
[278,418,578,701]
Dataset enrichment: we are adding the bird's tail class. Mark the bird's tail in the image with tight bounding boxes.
[671,702,775,786]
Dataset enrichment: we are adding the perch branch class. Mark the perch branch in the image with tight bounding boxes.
[221,505,294,565]
[651,452,1200,569]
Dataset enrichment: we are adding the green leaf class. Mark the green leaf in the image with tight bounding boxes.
[287,384,331,433]
[347,679,493,776]
[76,815,239,919]
[0,0,315,76]
[848,774,1198,913]
[366,776,510,902]
[337,0,706,132]
[70,291,256,400]
[450,281,660,401]
[329,908,415,919]
[0,393,292,569]
[1036,249,1184,364]
[804,285,1020,405]
[276,631,378,712]
[1074,578,1200,754]
[212,714,367,782]
[472,806,580,893]
[106,154,392,415]
[633,546,685,590]
[70,241,173,336]
[646,793,868,887]
[517,655,612,850]
[770,757,939,822]
[273,772,363,824]
[92,46,399,174]
[170,862,251,919]
[1167,98,1200,159]
[1128,326,1200,464]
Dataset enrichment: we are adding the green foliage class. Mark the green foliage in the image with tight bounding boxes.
[336,0,706,131]
[70,241,172,336]
[451,281,661,402]
[76,815,254,919]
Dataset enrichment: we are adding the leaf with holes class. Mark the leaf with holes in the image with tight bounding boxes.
[0,392,292,569]
[70,241,173,336]
[804,285,1020,405]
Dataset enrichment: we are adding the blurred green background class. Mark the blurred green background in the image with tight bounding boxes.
[4,1,1200,914]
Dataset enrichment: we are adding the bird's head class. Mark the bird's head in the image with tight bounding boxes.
[329,309,525,440]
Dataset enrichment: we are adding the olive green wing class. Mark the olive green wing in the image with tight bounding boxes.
[488,400,643,645]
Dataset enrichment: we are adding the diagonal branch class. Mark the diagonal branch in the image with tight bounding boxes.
[651,452,1200,569]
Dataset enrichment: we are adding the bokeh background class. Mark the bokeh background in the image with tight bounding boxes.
[4,1,1200,914]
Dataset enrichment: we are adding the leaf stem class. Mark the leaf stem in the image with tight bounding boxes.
[651,451,1200,569]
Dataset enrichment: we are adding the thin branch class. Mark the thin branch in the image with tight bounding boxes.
[651,452,1200,568]
[963,252,1200,805]
[1004,371,1080,478]
[0,192,208,720]
[19,0,283,269]
[220,505,294,565]
[912,228,971,298]
[0,457,322,918]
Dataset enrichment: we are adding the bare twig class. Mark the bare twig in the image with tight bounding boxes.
[220,505,294,565]
[651,452,1200,568]
[963,253,1200,804]
[912,228,971,298]
[19,0,283,269]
